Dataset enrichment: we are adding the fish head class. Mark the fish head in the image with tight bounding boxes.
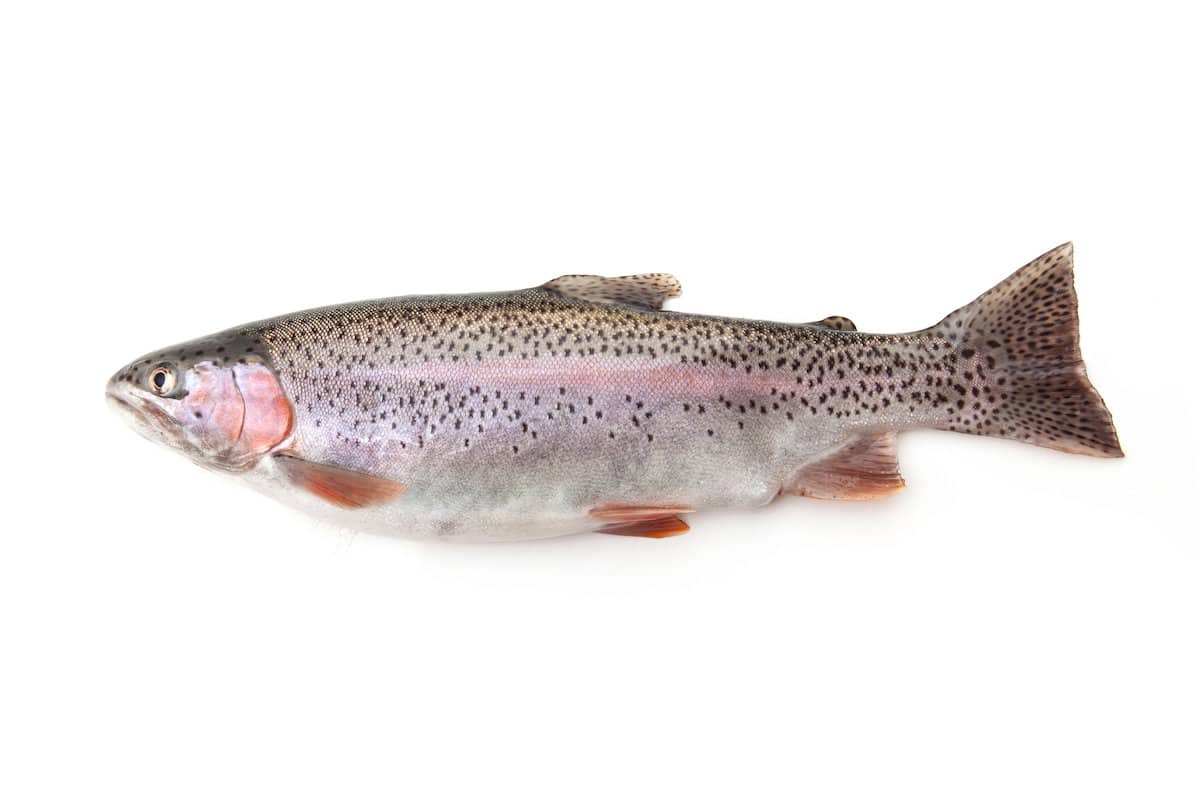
[107,333,293,472]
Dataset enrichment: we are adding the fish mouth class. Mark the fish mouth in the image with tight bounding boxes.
[106,382,187,450]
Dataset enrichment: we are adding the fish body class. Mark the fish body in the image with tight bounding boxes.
[107,243,1122,541]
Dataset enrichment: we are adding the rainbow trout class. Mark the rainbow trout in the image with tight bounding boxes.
[107,243,1121,540]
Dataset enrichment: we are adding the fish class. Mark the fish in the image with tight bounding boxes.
[107,242,1122,541]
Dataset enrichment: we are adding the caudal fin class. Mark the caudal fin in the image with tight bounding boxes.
[926,242,1123,457]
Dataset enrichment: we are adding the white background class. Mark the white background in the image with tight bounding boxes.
[2,2,1197,798]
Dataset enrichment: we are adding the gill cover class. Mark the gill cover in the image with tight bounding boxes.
[176,361,293,469]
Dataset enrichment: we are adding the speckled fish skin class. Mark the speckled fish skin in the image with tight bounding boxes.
[107,243,1122,541]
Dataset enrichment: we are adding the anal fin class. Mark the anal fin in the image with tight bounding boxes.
[590,504,692,538]
[788,432,905,500]
[274,454,406,509]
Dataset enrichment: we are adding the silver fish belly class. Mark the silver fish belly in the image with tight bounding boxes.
[108,243,1122,541]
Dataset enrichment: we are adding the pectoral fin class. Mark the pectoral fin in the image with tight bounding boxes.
[787,432,905,500]
[274,455,406,509]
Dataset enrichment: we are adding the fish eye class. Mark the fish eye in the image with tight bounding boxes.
[148,365,176,395]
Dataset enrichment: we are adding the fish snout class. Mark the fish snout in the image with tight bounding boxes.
[105,371,189,452]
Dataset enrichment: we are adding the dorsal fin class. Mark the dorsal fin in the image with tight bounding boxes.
[807,315,857,331]
[542,273,681,310]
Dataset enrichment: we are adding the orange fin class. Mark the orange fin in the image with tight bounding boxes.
[274,455,406,509]
[788,432,905,500]
[590,504,692,538]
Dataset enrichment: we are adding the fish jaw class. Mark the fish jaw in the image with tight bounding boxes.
[106,379,193,455]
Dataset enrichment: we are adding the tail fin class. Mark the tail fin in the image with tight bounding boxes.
[926,242,1123,457]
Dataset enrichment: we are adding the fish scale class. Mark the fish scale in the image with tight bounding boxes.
[108,243,1122,541]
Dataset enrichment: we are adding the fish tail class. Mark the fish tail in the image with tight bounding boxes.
[924,242,1123,457]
